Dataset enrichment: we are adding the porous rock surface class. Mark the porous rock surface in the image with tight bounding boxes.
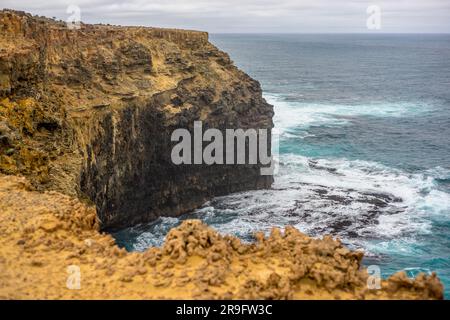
[0,10,273,230]
[0,175,443,299]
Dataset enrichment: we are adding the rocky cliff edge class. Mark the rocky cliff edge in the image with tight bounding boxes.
[0,9,273,230]
[0,175,443,299]
[0,10,444,299]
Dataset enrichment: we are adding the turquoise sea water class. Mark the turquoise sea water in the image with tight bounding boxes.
[114,34,450,298]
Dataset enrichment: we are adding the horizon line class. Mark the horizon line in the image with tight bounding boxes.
[209,32,450,35]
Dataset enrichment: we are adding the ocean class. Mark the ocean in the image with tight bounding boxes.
[113,34,450,298]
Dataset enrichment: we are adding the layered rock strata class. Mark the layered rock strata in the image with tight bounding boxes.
[0,10,273,230]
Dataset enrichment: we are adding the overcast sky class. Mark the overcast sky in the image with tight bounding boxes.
[1,0,449,33]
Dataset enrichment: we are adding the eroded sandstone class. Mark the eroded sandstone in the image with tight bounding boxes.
[0,11,445,300]
[0,10,273,230]
[0,175,443,299]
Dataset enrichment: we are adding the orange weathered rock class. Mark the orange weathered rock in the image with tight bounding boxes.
[0,175,443,299]
[0,10,273,229]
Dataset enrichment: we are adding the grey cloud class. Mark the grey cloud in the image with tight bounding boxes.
[1,0,449,32]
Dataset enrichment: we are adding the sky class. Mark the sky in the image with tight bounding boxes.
[1,0,449,33]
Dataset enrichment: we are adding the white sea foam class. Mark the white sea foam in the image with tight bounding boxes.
[265,93,432,138]
[178,153,450,254]
[134,95,447,253]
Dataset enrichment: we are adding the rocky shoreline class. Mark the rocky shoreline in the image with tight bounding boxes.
[0,175,443,299]
[0,10,444,299]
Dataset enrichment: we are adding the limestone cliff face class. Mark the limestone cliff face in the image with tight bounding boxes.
[0,10,273,229]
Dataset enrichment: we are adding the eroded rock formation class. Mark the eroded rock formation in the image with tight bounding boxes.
[0,175,443,299]
[0,11,444,299]
[0,10,273,229]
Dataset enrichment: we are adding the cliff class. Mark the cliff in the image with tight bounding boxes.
[0,10,444,300]
[0,10,273,230]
